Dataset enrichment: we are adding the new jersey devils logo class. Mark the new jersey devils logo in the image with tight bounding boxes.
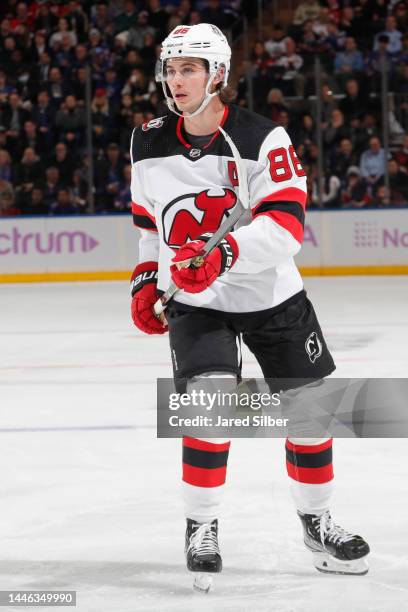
[162,188,237,249]
[305,331,323,363]
[142,117,164,131]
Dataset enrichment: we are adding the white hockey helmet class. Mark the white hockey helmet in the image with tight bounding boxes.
[156,23,231,117]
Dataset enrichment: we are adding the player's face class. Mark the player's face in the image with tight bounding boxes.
[165,58,209,113]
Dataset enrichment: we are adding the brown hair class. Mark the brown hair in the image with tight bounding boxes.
[198,58,237,104]
[218,84,237,104]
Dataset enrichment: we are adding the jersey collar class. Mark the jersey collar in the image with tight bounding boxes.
[176,105,230,151]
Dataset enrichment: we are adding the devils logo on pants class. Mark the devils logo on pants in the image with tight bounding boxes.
[162,188,237,249]
[305,331,322,363]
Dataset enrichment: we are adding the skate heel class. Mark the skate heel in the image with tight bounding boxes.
[312,551,369,575]
[193,572,215,593]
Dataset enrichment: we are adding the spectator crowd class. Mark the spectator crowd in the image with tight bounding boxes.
[243,0,408,207]
[0,0,407,216]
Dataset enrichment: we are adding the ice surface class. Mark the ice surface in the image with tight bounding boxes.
[1,277,408,611]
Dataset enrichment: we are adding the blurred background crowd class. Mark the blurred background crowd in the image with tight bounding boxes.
[0,0,407,216]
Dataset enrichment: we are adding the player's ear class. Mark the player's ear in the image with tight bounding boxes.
[213,65,226,86]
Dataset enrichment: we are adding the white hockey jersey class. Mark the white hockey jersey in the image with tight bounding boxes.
[130,104,307,313]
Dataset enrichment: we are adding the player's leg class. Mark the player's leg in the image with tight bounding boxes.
[182,376,237,592]
[167,304,240,591]
[183,429,231,591]
[182,373,236,592]
[243,290,370,574]
[285,436,334,516]
[182,373,236,523]
[286,435,369,574]
[182,387,233,591]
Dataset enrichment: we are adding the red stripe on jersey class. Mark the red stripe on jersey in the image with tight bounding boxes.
[131,202,156,224]
[131,202,157,231]
[203,105,230,149]
[176,116,191,148]
[176,106,230,150]
[253,187,307,214]
[286,461,334,484]
[256,210,304,243]
[183,463,228,487]
[183,436,231,453]
[286,438,333,454]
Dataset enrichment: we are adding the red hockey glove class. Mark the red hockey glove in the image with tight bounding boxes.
[170,234,239,294]
[130,262,168,334]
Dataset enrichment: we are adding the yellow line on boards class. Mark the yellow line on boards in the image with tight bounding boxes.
[300,266,408,276]
[0,271,131,283]
[0,266,408,283]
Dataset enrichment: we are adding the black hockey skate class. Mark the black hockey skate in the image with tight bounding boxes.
[185,518,222,593]
[298,510,370,575]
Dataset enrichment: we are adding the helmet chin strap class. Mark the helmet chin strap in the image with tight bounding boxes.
[162,73,220,118]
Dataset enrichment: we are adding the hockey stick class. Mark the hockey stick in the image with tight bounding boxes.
[153,126,250,318]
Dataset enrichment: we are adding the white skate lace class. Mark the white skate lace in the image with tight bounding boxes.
[313,511,355,547]
[188,523,219,558]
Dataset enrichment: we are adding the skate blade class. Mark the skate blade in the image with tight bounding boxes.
[192,573,214,593]
[312,552,369,575]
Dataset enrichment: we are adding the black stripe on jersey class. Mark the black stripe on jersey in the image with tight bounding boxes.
[286,447,332,469]
[183,446,229,469]
[132,213,157,230]
[254,201,305,226]
[131,106,279,163]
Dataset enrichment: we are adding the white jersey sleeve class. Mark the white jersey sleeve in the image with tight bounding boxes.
[231,126,307,274]
[130,128,160,264]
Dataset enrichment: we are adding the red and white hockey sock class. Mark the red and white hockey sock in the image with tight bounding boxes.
[182,436,231,523]
[286,437,333,515]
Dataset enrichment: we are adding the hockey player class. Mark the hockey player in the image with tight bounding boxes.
[129,23,370,592]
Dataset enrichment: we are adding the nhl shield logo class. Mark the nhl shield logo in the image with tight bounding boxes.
[189,148,201,158]
[305,331,322,363]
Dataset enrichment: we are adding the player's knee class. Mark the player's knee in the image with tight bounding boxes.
[185,373,236,445]
[287,436,331,445]
[186,372,237,393]
[191,437,231,444]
